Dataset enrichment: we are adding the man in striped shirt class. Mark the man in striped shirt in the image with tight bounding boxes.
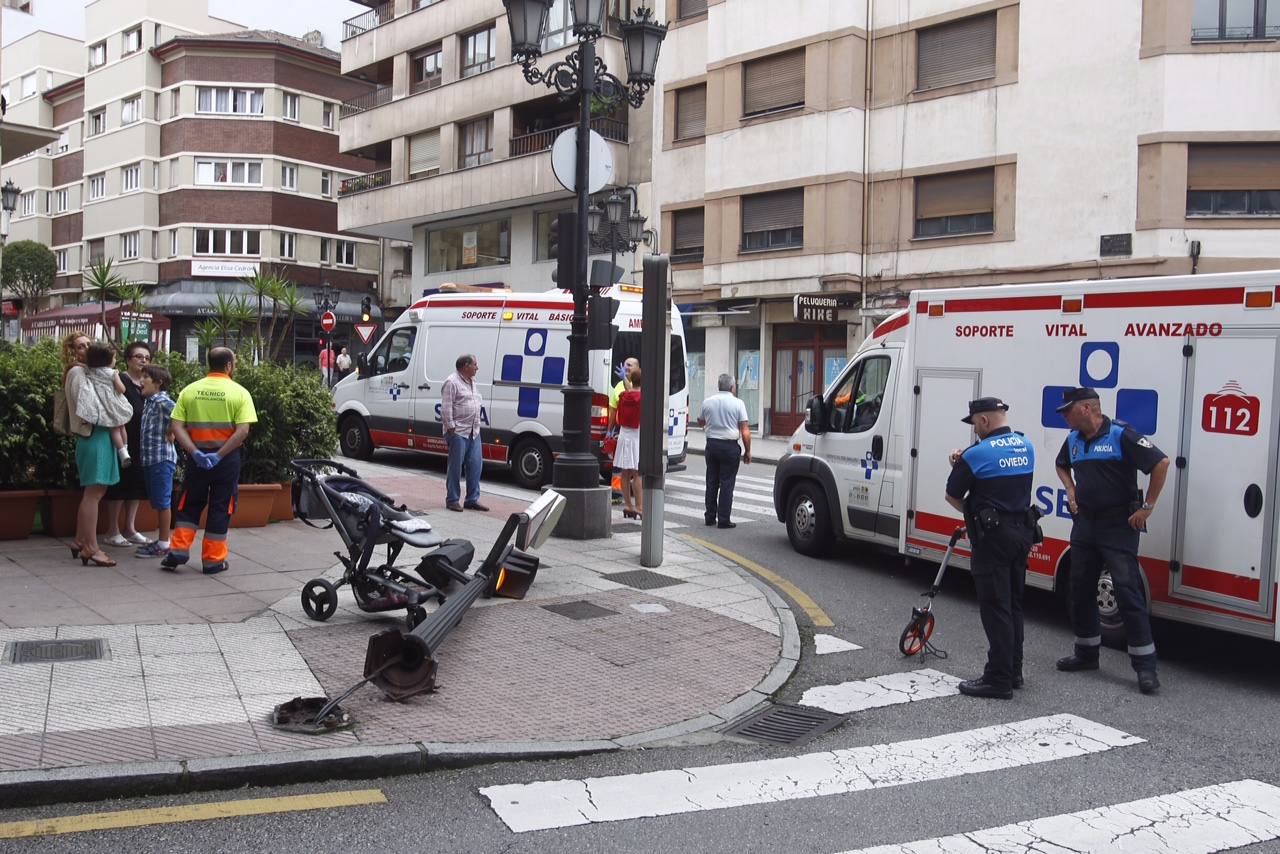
[442,353,488,512]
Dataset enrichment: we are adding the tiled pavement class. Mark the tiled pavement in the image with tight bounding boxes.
[0,467,786,775]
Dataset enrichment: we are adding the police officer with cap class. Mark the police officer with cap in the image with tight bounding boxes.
[1053,387,1170,695]
[945,397,1037,699]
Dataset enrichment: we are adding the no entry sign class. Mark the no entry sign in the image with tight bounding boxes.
[320,310,337,333]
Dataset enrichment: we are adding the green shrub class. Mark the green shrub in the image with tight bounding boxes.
[0,339,77,489]
[230,362,338,484]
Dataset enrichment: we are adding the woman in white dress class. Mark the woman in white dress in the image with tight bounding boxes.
[614,367,643,519]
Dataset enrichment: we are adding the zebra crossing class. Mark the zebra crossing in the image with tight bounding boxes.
[632,472,779,528]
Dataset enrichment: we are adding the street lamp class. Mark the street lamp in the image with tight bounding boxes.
[588,185,647,280]
[503,1,667,507]
[0,180,20,338]
[313,281,338,388]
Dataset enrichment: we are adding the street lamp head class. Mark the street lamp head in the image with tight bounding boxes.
[606,190,625,226]
[586,203,603,236]
[620,6,667,87]
[628,210,646,243]
[0,180,20,215]
[571,0,608,38]
[503,0,553,59]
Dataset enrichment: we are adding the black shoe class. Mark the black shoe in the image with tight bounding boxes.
[464,502,490,512]
[160,553,184,573]
[446,503,463,512]
[1056,654,1100,672]
[1138,670,1160,694]
[958,677,1012,700]
[202,562,229,575]
[717,522,736,529]
[1012,673,1024,689]
[705,517,716,526]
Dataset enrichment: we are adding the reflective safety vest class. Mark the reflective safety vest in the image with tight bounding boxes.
[171,373,258,451]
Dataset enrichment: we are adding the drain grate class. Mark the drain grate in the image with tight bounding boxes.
[541,601,620,621]
[601,569,684,590]
[4,639,109,665]
[723,703,847,746]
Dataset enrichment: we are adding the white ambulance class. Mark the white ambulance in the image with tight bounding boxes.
[775,269,1280,643]
[332,287,689,488]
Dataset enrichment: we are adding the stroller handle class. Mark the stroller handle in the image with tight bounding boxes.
[290,459,360,481]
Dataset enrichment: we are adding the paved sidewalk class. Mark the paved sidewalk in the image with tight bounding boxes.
[0,468,797,803]
[685,427,791,463]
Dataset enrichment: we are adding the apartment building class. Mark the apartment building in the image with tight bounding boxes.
[335,0,653,309]
[656,0,1280,434]
[3,0,381,360]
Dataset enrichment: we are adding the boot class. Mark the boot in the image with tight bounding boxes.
[1055,653,1099,672]
[958,676,1013,700]
[1137,670,1160,695]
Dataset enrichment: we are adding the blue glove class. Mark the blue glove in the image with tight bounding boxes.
[194,451,219,470]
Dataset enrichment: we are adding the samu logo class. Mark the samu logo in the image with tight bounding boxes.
[1040,342,1158,435]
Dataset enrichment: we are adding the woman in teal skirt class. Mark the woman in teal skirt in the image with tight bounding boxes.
[62,335,120,567]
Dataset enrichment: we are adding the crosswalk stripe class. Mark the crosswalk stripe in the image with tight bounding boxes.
[814,634,863,655]
[665,494,777,518]
[657,503,757,525]
[666,487,776,511]
[799,669,960,713]
[667,475,774,499]
[480,714,1144,833]
[838,779,1280,854]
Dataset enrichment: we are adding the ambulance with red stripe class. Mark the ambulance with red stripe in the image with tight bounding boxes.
[775,270,1280,643]
[332,287,689,488]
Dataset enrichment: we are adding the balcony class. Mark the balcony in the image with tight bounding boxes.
[343,1,395,40]
[339,168,391,197]
[340,85,392,119]
[510,117,629,157]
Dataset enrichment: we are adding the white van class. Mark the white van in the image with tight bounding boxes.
[775,270,1280,643]
[333,287,689,488]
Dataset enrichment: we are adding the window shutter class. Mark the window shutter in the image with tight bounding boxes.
[675,86,706,140]
[916,13,997,91]
[742,49,805,116]
[742,188,804,232]
[409,129,440,175]
[674,209,705,250]
[915,168,995,219]
[678,0,707,18]
[1188,144,1280,190]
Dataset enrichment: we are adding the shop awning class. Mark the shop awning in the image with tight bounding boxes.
[143,281,383,322]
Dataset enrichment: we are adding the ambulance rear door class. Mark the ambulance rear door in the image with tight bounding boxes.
[906,367,981,551]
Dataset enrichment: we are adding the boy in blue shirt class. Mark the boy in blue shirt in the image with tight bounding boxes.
[135,364,177,558]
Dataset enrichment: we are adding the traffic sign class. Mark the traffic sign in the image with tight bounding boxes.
[551,128,614,194]
[354,322,378,345]
[320,310,336,333]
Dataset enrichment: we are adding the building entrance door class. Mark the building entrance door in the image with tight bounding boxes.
[771,323,845,436]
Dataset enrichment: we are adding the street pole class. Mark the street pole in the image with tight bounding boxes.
[639,253,670,566]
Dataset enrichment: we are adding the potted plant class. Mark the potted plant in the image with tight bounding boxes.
[0,340,75,539]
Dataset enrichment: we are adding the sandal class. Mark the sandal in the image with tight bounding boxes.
[102,534,132,548]
[80,551,118,568]
[68,541,86,560]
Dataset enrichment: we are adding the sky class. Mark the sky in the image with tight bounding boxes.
[4,0,369,51]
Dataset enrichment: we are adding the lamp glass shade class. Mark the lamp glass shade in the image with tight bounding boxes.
[586,203,603,235]
[0,180,20,214]
[620,14,667,85]
[504,0,553,56]
[606,191,625,225]
[570,0,607,36]
[628,211,646,242]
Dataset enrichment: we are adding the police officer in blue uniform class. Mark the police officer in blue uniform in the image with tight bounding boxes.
[945,397,1037,700]
[1053,387,1170,695]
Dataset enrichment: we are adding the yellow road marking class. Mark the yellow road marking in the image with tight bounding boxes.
[683,534,835,628]
[0,789,387,840]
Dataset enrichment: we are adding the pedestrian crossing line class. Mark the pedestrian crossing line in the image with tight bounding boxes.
[665,484,777,512]
[667,475,774,499]
[799,669,961,714]
[814,634,863,655]
[654,503,757,525]
[837,779,1280,854]
[480,714,1144,833]
[665,494,777,518]
[734,472,779,487]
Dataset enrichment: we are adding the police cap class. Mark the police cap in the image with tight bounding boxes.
[1054,387,1100,413]
[961,397,1010,424]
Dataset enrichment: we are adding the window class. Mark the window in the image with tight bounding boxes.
[88,109,106,136]
[88,41,106,68]
[195,158,262,185]
[121,231,140,260]
[55,189,68,212]
[44,191,50,214]
[121,163,141,192]
[916,13,997,91]
[19,192,34,217]
[153,162,159,188]
[459,116,493,168]
[1,85,8,104]
[408,128,441,177]
[194,228,261,256]
[279,232,296,259]
[152,232,159,260]
[1193,0,1279,40]
[368,327,416,376]
[20,72,36,99]
[56,130,69,153]
[827,355,891,433]
[170,229,178,257]
[674,85,706,141]
[914,168,995,237]
[323,102,333,129]
[121,94,141,124]
[320,238,331,264]
[122,26,141,55]
[678,0,708,18]
[336,240,357,266]
[281,163,298,190]
[321,171,332,197]
[672,208,705,262]
[55,249,68,273]
[542,0,573,51]
[1186,144,1280,216]
[461,25,496,78]
[413,45,443,91]
[196,86,264,115]
[170,88,180,117]
[428,219,510,272]
[283,92,299,121]
[88,173,105,200]
[170,158,179,186]
[89,238,105,264]
[742,49,805,116]
[741,188,804,251]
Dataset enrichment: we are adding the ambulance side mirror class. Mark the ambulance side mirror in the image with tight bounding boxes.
[356,353,369,379]
[804,396,826,435]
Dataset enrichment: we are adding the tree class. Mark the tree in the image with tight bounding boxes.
[2,240,56,319]
[82,259,125,343]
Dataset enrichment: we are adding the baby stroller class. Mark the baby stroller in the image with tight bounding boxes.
[290,459,476,630]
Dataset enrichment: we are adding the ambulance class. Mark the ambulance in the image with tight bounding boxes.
[775,269,1280,643]
[332,287,689,489]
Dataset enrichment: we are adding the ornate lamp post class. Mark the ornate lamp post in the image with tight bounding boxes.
[588,186,648,275]
[1,180,20,338]
[503,0,667,502]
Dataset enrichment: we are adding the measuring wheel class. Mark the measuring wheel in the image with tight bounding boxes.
[898,609,936,657]
[301,578,339,622]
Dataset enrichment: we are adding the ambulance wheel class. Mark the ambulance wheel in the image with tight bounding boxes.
[301,579,338,622]
[339,415,374,461]
[511,438,551,489]
[787,481,834,556]
[1097,569,1150,650]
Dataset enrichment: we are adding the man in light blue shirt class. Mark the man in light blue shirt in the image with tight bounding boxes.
[698,373,752,529]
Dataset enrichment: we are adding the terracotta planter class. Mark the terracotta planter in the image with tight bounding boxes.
[269,481,295,522]
[195,483,281,529]
[45,489,83,538]
[0,490,43,540]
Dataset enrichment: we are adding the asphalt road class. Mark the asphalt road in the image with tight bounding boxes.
[5,451,1280,853]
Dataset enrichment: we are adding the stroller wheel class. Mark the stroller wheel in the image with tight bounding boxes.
[898,612,935,656]
[405,605,427,631]
[301,579,339,622]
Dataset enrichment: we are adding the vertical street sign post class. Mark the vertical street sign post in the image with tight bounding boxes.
[320,309,337,388]
[639,254,671,567]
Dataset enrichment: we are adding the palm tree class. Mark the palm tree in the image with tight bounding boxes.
[210,293,256,347]
[194,318,220,352]
[82,259,125,342]
[115,282,148,343]
[268,282,307,363]
[241,266,281,363]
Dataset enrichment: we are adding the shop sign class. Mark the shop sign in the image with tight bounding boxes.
[794,294,840,323]
[192,260,260,278]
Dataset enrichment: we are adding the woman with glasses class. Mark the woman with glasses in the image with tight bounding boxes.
[101,340,154,549]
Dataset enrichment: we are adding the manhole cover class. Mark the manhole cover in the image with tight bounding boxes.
[601,569,684,590]
[541,601,619,621]
[4,639,109,665]
[723,703,847,746]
